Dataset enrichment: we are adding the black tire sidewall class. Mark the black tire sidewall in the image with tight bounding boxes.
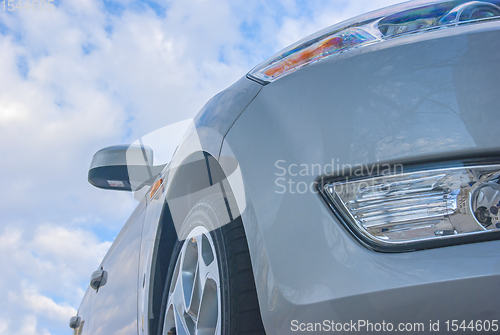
[157,201,231,335]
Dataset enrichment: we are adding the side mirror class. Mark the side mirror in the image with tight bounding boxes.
[88,144,165,191]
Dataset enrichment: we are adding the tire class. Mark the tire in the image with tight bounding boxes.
[157,201,266,335]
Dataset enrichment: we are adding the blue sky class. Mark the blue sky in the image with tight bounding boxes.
[0,1,404,334]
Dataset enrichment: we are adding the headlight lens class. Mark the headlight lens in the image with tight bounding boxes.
[252,27,378,82]
[323,165,500,251]
[248,0,500,84]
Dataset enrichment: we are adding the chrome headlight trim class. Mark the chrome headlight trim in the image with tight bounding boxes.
[248,0,500,85]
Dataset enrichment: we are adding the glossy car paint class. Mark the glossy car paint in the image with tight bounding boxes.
[73,288,92,335]
[193,76,262,157]
[76,202,146,334]
[75,77,261,334]
[137,77,261,335]
[222,21,500,333]
[74,5,500,335]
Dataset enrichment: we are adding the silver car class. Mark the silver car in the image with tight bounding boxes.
[71,0,500,334]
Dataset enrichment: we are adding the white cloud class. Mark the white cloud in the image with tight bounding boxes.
[0,0,406,334]
[18,288,76,324]
[4,315,52,335]
[0,225,111,335]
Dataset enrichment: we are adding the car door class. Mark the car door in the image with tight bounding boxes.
[138,179,166,335]
[73,288,92,335]
[86,202,146,335]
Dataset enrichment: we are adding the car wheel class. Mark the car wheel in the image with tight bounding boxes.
[158,201,265,335]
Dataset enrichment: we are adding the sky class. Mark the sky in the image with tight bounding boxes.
[0,0,405,334]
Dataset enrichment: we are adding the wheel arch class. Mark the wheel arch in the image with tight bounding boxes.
[148,150,239,335]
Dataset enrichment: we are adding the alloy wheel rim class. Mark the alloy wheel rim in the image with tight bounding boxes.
[163,226,221,335]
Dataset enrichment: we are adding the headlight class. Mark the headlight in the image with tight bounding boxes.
[321,164,500,252]
[248,0,500,84]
